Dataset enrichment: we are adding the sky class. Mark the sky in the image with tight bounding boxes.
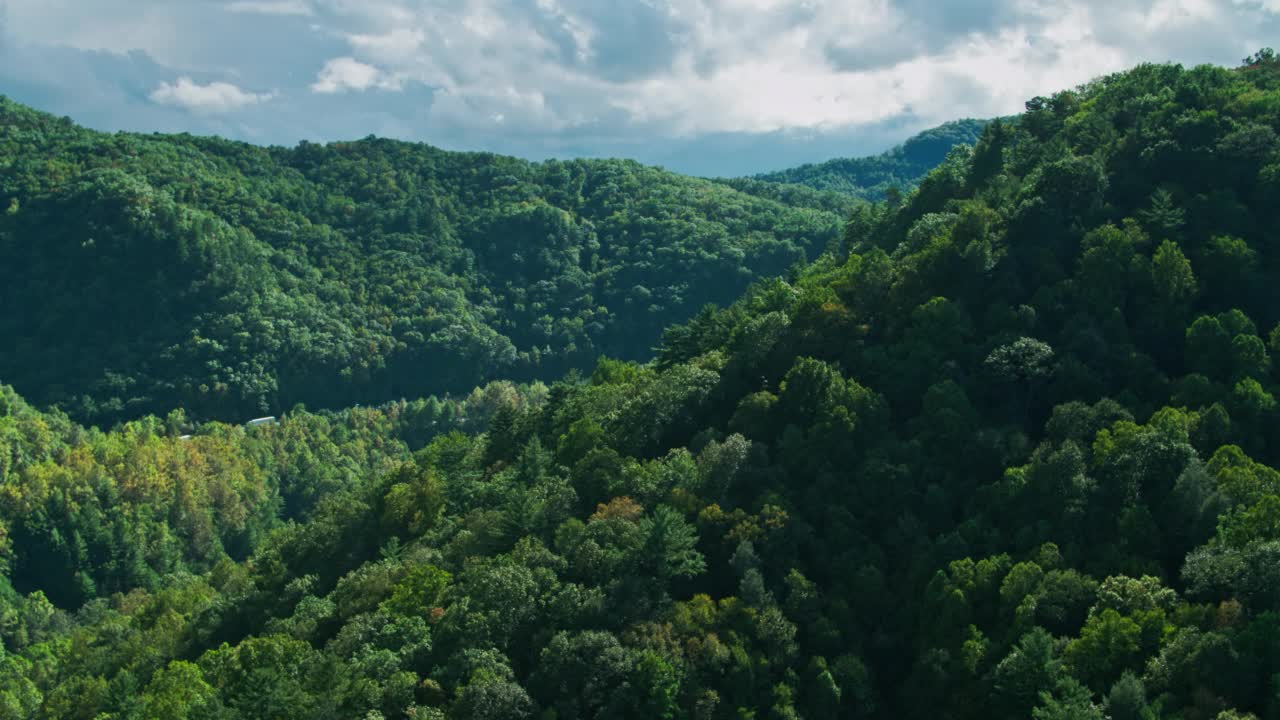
[0,0,1277,177]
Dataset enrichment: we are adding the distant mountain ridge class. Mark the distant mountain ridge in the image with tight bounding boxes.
[736,118,990,198]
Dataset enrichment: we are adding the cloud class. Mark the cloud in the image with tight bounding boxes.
[150,77,274,113]
[225,1,313,16]
[310,56,402,93]
[293,0,1277,140]
[4,0,1280,175]
[1235,0,1280,14]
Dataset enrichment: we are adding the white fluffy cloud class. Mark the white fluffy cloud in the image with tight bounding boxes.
[310,56,402,93]
[299,0,1277,136]
[150,77,274,113]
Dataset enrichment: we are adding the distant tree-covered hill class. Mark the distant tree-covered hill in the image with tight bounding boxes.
[0,100,855,426]
[729,118,989,199]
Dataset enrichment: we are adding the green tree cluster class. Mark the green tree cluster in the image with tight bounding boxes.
[0,100,849,427]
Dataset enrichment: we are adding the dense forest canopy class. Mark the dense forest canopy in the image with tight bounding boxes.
[4,50,1280,720]
[0,101,855,428]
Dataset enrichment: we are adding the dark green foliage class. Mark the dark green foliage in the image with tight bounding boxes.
[1106,672,1155,720]
[0,97,848,427]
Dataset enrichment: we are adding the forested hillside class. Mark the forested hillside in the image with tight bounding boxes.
[0,101,850,427]
[5,51,1280,720]
[0,378,545,609]
[735,119,988,198]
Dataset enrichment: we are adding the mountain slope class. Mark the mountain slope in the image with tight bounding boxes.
[0,100,852,427]
[4,52,1280,719]
[738,118,989,198]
